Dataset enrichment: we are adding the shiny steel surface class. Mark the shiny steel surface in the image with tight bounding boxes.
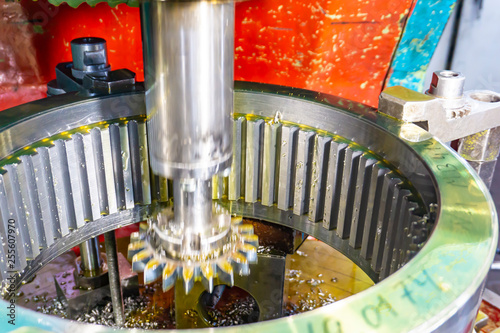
[141,0,234,180]
[172,179,213,238]
[428,70,465,100]
[79,237,102,274]
[0,83,496,333]
[141,0,236,269]
[151,206,231,260]
[70,37,111,80]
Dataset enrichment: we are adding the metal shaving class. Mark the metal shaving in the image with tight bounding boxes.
[287,269,302,282]
[284,273,336,316]
[204,295,259,327]
[285,288,336,315]
[37,295,175,329]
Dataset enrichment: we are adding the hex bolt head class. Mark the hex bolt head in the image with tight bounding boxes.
[428,70,465,99]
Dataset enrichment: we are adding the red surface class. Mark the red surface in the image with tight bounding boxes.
[480,301,500,332]
[0,0,414,110]
[234,0,413,106]
[23,0,144,83]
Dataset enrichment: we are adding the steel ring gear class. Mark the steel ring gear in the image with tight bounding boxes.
[0,83,496,332]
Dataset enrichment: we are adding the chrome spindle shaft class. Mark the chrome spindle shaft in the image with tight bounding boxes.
[142,0,234,180]
[79,237,101,275]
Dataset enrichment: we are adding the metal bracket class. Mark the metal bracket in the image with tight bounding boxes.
[47,37,137,97]
[379,70,500,187]
[379,86,500,142]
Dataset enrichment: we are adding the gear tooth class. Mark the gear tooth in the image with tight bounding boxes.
[182,266,195,294]
[238,243,258,264]
[201,263,215,293]
[217,260,234,286]
[231,252,250,276]
[131,249,154,272]
[127,241,146,260]
[144,258,165,284]
[231,216,243,226]
[129,231,141,244]
[235,224,254,235]
[139,222,149,233]
[162,263,178,292]
[242,234,259,248]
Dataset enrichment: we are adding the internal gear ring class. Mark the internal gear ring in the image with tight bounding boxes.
[0,82,496,333]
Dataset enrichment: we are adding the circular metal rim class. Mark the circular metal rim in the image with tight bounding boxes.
[0,82,496,333]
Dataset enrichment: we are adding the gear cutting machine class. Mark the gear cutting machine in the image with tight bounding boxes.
[0,0,500,332]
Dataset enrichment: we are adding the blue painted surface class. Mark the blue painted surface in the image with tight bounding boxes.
[387,0,457,92]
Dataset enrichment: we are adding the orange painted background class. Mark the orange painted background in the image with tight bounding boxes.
[0,0,415,110]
